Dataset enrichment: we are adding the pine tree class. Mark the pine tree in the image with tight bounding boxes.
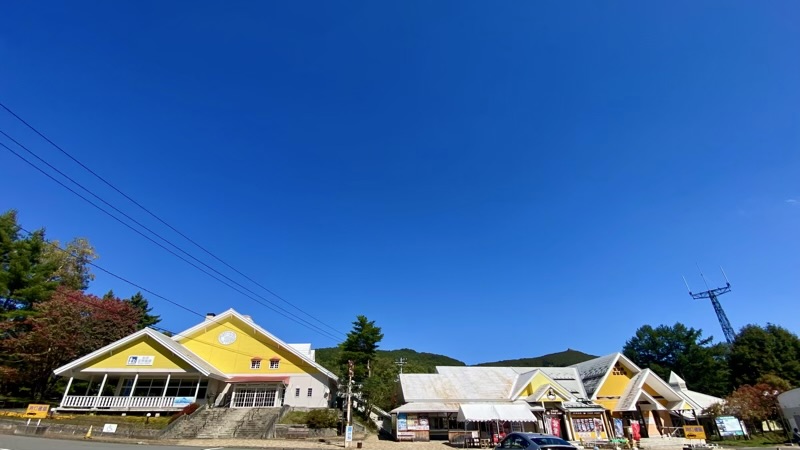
[126,292,161,329]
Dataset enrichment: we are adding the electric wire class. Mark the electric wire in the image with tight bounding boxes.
[17,226,342,364]
[0,129,343,341]
[0,101,342,338]
[1,139,341,343]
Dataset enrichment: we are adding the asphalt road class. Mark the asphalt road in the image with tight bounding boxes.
[0,434,220,450]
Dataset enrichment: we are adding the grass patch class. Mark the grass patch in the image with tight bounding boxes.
[709,432,789,447]
[0,410,171,429]
[280,410,309,424]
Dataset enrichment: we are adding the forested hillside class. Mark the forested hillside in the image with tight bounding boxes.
[476,349,597,367]
[315,347,465,375]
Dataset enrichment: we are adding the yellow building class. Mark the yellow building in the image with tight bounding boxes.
[572,353,719,439]
[53,309,338,413]
[393,353,721,443]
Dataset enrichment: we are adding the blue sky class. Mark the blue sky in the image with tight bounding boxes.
[1,2,799,365]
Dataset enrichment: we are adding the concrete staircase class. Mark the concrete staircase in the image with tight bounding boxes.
[232,407,285,439]
[161,407,286,440]
[194,408,251,439]
[638,437,697,449]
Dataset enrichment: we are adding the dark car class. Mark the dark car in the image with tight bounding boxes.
[496,433,577,450]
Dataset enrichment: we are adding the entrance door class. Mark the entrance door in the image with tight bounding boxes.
[232,384,278,408]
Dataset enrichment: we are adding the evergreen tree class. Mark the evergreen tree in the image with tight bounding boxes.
[338,315,384,382]
[623,322,731,396]
[126,292,161,329]
[0,210,58,315]
[730,324,800,388]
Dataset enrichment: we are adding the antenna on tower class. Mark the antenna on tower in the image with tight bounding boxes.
[682,276,692,294]
[686,266,736,343]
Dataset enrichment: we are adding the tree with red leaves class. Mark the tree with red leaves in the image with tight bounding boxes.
[705,375,790,432]
[0,287,140,400]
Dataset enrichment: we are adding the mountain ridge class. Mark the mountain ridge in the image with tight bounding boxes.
[313,347,597,374]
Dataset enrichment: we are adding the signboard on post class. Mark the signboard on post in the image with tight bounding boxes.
[683,425,706,440]
[25,404,49,418]
[345,425,353,442]
[714,416,744,437]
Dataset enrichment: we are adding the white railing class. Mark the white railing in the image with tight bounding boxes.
[62,395,180,409]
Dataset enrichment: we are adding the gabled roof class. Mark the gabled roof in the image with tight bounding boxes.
[616,369,684,411]
[402,366,580,403]
[669,371,723,411]
[571,353,641,399]
[405,367,516,401]
[53,328,225,378]
[525,382,574,402]
[512,367,588,399]
[508,369,574,401]
[173,308,338,382]
[510,370,540,399]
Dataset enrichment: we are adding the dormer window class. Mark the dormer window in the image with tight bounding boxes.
[269,358,280,370]
[251,357,262,370]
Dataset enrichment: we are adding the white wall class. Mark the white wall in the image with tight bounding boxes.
[285,372,333,407]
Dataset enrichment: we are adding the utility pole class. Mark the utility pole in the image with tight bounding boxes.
[345,359,354,448]
[395,357,407,374]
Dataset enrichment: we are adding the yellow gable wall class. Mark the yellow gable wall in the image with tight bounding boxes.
[595,362,634,410]
[521,373,568,400]
[179,316,319,375]
[642,384,669,407]
[87,336,195,371]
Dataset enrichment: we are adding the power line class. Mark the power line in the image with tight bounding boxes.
[1,139,342,343]
[0,101,341,338]
[0,129,343,341]
[16,226,341,361]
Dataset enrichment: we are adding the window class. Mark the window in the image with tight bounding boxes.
[533,438,569,446]
[269,359,280,369]
[295,388,300,397]
[307,388,313,397]
[251,359,261,369]
[501,436,528,449]
[164,379,206,397]
[122,378,167,397]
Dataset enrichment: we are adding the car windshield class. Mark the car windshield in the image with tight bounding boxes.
[532,437,571,446]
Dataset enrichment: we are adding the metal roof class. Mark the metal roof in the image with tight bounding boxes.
[403,368,516,401]
[571,353,620,398]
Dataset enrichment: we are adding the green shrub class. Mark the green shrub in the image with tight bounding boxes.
[305,409,339,429]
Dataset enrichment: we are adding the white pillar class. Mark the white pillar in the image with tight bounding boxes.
[86,376,94,395]
[126,373,139,408]
[60,376,74,408]
[162,374,171,397]
[93,373,108,408]
[193,375,202,401]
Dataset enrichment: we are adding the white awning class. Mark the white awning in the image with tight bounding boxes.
[457,403,537,422]
[391,402,460,413]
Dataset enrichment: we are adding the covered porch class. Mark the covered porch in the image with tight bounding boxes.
[57,372,220,412]
[53,327,227,413]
